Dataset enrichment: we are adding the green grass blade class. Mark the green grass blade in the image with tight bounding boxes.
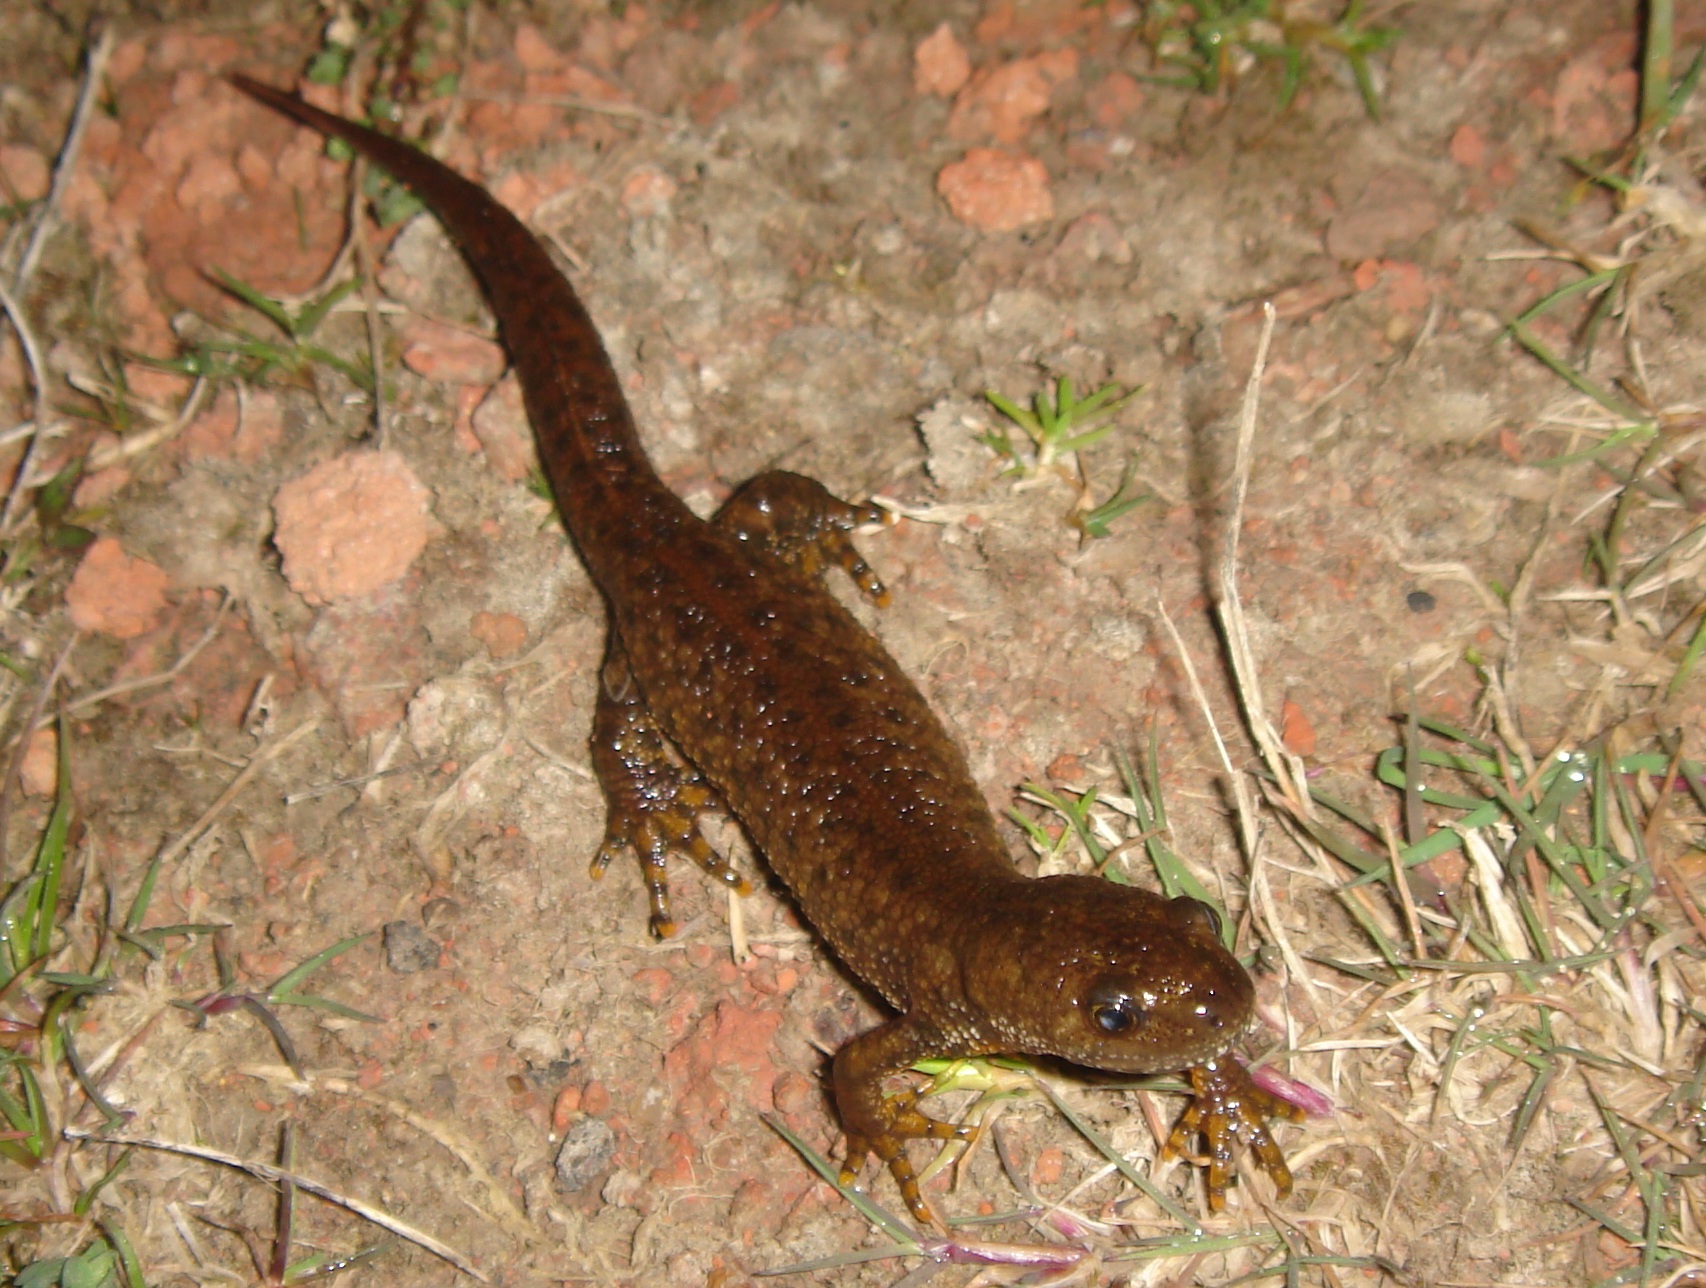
[266,935,368,998]
[1030,1076,1201,1231]
[123,855,166,935]
[1508,320,1651,428]
[212,269,296,335]
[28,719,74,960]
[292,277,361,338]
[760,1114,922,1251]
[99,1221,147,1288]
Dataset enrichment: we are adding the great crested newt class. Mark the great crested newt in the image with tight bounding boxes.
[229,74,1301,1222]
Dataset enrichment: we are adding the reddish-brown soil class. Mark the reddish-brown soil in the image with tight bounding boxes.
[2,1,1703,1285]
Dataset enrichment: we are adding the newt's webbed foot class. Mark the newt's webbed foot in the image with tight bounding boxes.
[1165,1057,1302,1210]
[589,642,748,938]
[715,470,890,606]
[831,1016,977,1225]
[836,1085,973,1225]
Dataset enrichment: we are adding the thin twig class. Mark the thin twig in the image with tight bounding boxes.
[1161,299,1324,1018]
[283,757,433,806]
[0,275,54,536]
[315,1077,534,1237]
[458,89,669,126]
[11,25,117,293]
[1154,600,1322,1021]
[86,376,212,472]
[0,23,113,529]
[1215,302,1309,814]
[62,1128,488,1282]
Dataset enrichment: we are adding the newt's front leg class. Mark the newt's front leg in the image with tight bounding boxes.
[832,1015,981,1224]
[1166,1058,1302,1209]
[715,470,889,605]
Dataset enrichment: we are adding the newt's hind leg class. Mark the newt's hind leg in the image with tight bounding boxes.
[715,470,890,605]
[588,635,749,937]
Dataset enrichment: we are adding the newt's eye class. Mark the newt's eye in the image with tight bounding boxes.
[1174,897,1224,940]
[1086,980,1149,1036]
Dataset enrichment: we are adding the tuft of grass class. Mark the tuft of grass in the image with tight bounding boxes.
[1290,701,1705,1278]
[1125,0,1400,119]
[0,719,147,1284]
[979,377,1152,538]
[142,273,374,394]
[980,377,1141,478]
[1012,735,1233,944]
[174,932,378,1082]
[0,717,401,1284]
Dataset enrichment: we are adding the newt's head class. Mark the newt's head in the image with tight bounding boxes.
[962,875,1255,1073]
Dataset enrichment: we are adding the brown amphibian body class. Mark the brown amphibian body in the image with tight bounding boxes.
[231,75,1299,1221]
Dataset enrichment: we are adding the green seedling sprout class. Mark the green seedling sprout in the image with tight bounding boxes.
[1071,459,1153,540]
[980,377,1150,537]
[981,377,1141,476]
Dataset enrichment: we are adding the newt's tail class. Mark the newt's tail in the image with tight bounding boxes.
[228,75,674,522]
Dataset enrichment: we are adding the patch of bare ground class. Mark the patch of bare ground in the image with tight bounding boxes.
[1,1,1703,1285]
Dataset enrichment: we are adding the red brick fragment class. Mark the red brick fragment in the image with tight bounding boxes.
[914,22,971,99]
[937,148,1053,232]
[1280,698,1317,758]
[65,537,171,640]
[272,450,433,605]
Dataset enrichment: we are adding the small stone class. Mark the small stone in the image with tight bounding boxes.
[65,537,171,639]
[470,373,535,483]
[914,22,971,98]
[555,1116,616,1193]
[1086,71,1144,129]
[1325,170,1442,263]
[937,148,1054,232]
[0,145,51,202]
[1407,590,1437,613]
[470,610,528,659]
[400,318,506,386]
[382,920,441,973]
[19,727,57,798]
[947,50,1078,144]
[272,450,433,605]
[1280,698,1317,759]
[182,386,285,463]
[1449,123,1486,169]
